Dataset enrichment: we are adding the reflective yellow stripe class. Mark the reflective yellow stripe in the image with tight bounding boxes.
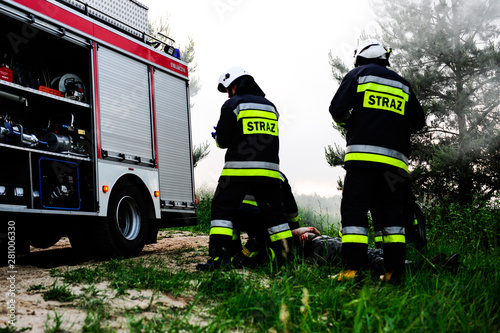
[342,234,369,244]
[288,215,299,223]
[242,199,258,207]
[347,145,408,164]
[383,234,406,244]
[345,152,408,172]
[221,168,282,179]
[269,230,293,242]
[413,218,418,226]
[210,227,233,236]
[357,82,409,101]
[375,235,383,243]
[237,109,278,121]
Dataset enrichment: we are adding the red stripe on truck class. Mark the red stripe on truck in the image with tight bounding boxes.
[14,0,188,77]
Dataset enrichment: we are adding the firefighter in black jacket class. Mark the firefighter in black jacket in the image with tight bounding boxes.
[329,40,426,282]
[197,66,293,271]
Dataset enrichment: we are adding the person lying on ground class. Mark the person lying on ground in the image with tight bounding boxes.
[232,227,459,277]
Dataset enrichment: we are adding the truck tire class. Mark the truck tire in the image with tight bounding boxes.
[95,180,149,258]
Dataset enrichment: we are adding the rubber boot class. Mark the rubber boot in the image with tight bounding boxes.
[231,238,261,268]
[332,270,358,282]
[196,257,232,272]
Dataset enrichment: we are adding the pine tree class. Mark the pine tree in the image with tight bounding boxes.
[149,14,209,167]
[327,0,500,204]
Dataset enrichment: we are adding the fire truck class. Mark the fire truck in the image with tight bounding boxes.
[0,0,197,259]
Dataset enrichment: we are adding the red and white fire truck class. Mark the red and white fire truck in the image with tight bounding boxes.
[0,0,197,259]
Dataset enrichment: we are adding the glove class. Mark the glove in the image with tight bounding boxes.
[211,126,216,140]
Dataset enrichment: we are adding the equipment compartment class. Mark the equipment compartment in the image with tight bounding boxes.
[0,10,92,156]
[0,6,95,211]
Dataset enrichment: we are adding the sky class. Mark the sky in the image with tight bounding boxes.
[140,0,378,197]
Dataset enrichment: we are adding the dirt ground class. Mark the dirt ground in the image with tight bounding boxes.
[0,231,210,332]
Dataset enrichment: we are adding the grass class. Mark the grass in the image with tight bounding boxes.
[49,233,500,330]
[44,311,69,333]
[43,280,75,302]
[2,197,499,332]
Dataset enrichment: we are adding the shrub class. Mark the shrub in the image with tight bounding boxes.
[425,200,499,252]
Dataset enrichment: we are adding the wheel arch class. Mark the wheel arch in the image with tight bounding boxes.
[110,174,160,245]
[110,174,156,221]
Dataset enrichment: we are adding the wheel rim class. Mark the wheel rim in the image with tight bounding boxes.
[115,196,141,240]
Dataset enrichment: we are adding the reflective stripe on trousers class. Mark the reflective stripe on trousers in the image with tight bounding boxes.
[341,226,369,244]
[287,212,299,223]
[381,226,406,244]
[210,219,234,236]
[374,230,383,247]
[267,223,292,242]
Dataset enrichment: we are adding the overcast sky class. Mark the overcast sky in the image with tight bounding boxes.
[140,0,378,197]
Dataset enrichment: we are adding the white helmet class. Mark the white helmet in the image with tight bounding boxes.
[217,66,251,92]
[353,39,391,67]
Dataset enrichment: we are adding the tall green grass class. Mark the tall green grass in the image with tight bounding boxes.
[191,253,499,332]
[55,249,499,332]
[179,186,212,234]
[175,193,500,331]
[425,200,500,253]
[4,196,499,332]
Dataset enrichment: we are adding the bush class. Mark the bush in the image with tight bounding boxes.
[178,187,212,234]
[425,200,500,253]
[194,191,212,234]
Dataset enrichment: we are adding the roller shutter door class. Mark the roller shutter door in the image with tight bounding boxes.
[98,46,153,162]
[154,69,194,204]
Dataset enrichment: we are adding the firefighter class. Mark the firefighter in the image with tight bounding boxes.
[328,40,426,282]
[196,66,293,271]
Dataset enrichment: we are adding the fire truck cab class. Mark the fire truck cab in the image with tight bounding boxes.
[0,0,197,259]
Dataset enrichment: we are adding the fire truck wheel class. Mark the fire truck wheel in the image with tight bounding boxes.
[97,180,149,258]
